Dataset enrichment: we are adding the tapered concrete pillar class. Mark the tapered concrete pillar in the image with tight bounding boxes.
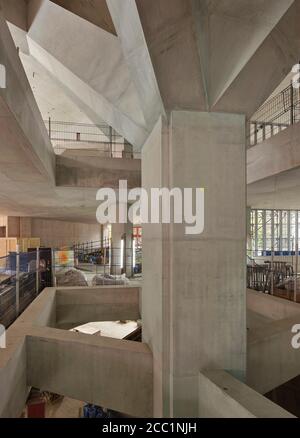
[142,112,246,418]
[111,221,133,277]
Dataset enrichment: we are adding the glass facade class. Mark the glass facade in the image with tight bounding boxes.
[250,209,300,256]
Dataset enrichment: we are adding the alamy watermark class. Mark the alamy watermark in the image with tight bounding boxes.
[96,180,205,235]
[0,325,6,349]
[0,64,6,89]
[291,324,300,349]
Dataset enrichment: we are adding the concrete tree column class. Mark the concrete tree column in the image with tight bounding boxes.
[111,220,133,277]
[247,207,252,255]
[142,113,246,418]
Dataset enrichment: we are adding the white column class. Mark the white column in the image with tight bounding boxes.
[111,220,133,276]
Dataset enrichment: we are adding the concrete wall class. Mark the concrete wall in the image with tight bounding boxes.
[56,153,141,189]
[248,122,300,184]
[6,217,20,238]
[0,287,57,417]
[26,326,153,417]
[248,315,300,395]
[56,286,140,329]
[0,341,28,418]
[247,289,300,320]
[199,370,294,418]
[30,218,100,248]
[20,217,32,238]
[0,285,153,418]
[247,290,300,395]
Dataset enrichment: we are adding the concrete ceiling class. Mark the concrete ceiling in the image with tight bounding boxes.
[1,0,300,223]
[193,0,294,109]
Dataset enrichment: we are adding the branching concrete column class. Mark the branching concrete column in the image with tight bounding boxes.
[111,217,133,277]
[142,112,246,417]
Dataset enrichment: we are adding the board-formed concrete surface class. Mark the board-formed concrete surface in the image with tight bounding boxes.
[0,286,153,418]
[248,122,300,185]
[247,290,300,395]
[199,370,294,418]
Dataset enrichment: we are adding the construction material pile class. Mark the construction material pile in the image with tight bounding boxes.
[56,268,88,287]
[92,273,129,286]
[282,276,300,292]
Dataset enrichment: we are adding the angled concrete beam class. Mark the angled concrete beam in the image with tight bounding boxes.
[27,0,149,148]
[135,0,208,112]
[199,370,294,418]
[107,0,165,132]
[0,8,55,184]
[27,36,148,148]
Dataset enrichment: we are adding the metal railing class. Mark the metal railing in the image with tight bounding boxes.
[0,239,143,327]
[247,249,300,302]
[44,119,139,159]
[0,248,51,328]
[249,84,300,147]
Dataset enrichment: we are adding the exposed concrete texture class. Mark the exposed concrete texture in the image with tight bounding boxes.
[0,286,153,418]
[248,165,300,210]
[19,52,94,123]
[142,112,246,417]
[56,286,140,329]
[56,153,141,189]
[248,315,300,395]
[6,216,20,238]
[107,0,165,132]
[248,122,300,184]
[247,309,273,330]
[136,0,208,112]
[26,326,153,417]
[247,121,300,210]
[0,0,28,31]
[212,1,299,117]
[247,289,300,321]
[0,341,28,418]
[247,290,300,395]
[199,370,294,418]
[30,218,100,248]
[142,117,166,417]
[192,0,294,110]
[134,0,294,118]
[0,21,109,223]
[49,0,117,35]
[26,0,148,148]
[0,8,55,183]
[0,287,56,417]
[110,218,133,276]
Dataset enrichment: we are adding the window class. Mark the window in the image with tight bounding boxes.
[250,209,300,256]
